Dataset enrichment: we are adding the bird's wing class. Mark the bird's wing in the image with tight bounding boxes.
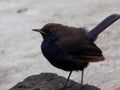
[67,39,105,62]
[55,28,105,62]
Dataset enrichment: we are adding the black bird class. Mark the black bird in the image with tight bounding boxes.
[33,14,120,88]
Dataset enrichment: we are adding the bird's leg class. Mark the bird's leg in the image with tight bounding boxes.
[81,69,84,85]
[63,71,72,89]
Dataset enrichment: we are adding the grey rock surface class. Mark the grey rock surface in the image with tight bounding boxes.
[9,73,101,90]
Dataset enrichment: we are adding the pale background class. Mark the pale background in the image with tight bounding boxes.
[0,0,120,90]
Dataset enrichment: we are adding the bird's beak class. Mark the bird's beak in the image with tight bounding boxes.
[32,29,46,35]
[32,29,41,32]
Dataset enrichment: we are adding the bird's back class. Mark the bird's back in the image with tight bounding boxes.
[53,24,104,62]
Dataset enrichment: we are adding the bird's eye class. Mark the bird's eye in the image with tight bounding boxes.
[47,30,54,35]
[48,30,53,33]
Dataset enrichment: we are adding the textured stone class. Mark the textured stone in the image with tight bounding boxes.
[9,73,101,90]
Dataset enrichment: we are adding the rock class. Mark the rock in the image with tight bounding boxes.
[9,73,101,90]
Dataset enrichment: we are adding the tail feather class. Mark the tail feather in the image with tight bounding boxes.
[86,14,120,41]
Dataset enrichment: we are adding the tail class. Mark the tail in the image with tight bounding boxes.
[86,14,120,41]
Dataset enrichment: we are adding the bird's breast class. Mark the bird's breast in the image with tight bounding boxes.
[41,40,88,71]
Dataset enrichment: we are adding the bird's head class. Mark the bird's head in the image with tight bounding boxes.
[32,23,65,40]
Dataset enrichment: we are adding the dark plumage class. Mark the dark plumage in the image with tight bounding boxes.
[33,14,120,88]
